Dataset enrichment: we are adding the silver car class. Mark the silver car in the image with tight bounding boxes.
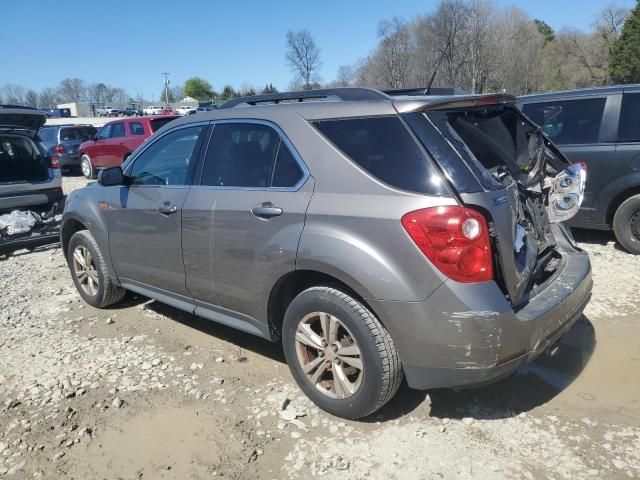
[61,88,592,419]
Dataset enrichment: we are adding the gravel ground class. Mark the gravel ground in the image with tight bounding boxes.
[0,175,638,479]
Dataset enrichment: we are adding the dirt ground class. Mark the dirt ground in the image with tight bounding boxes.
[0,175,638,479]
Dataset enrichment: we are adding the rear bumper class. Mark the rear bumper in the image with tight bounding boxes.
[0,187,64,212]
[368,248,592,391]
[58,153,81,167]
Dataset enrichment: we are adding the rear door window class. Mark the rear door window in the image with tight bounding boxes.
[200,123,279,187]
[313,116,447,195]
[129,122,145,136]
[110,122,126,138]
[617,93,640,142]
[521,98,606,145]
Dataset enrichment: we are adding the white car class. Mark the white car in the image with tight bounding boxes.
[143,106,163,115]
[96,106,117,117]
[176,105,196,116]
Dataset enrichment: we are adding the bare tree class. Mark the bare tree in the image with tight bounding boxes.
[375,17,412,88]
[25,90,39,108]
[86,83,108,104]
[2,84,26,104]
[429,0,470,88]
[38,88,61,109]
[463,0,496,93]
[335,65,355,86]
[286,30,322,89]
[57,78,86,103]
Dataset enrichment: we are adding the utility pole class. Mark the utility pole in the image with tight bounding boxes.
[161,72,170,105]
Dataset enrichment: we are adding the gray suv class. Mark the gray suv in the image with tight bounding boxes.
[61,88,592,419]
[519,85,640,254]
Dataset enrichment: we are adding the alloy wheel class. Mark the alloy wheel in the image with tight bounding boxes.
[294,312,364,399]
[81,158,91,178]
[72,245,99,296]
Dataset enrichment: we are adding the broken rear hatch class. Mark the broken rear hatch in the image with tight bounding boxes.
[400,95,584,307]
[0,106,62,254]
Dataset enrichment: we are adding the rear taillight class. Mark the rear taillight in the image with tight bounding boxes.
[50,155,60,169]
[54,144,66,154]
[401,206,493,283]
[547,162,586,223]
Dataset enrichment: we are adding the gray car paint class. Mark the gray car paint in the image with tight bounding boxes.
[62,93,592,391]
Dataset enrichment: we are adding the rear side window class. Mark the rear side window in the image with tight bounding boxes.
[313,116,447,195]
[110,122,125,138]
[200,123,280,187]
[618,93,640,142]
[272,144,304,187]
[129,122,145,136]
[150,117,176,132]
[521,98,606,145]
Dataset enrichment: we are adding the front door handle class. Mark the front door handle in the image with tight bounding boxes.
[251,203,283,219]
[158,202,178,215]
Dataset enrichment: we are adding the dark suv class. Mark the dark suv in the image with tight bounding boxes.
[61,88,592,419]
[518,85,640,254]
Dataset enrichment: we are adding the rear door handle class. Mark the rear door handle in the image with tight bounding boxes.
[158,202,178,215]
[251,204,283,219]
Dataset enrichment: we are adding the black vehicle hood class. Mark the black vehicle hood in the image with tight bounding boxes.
[0,107,47,137]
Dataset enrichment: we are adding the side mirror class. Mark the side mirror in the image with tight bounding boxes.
[98,167,126,187]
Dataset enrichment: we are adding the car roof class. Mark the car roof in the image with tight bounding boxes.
[162,88,515,128]
[518,84,640,102]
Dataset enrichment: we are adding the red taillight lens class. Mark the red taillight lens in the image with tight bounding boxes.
[401,206,493,283]
[54,144,66,154]
[50,155,60,169]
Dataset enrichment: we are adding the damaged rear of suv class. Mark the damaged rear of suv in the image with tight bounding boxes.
[61,88,591,419]
[0,106,64,255]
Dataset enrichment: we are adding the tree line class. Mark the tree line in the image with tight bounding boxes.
[286,0,640,94]
[4,0,640,108]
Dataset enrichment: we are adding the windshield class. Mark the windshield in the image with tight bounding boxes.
[38,128,57,145]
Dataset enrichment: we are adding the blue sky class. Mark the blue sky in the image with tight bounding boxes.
[1,0,636,98]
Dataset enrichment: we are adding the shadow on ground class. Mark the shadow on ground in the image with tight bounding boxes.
[108,295,596,423]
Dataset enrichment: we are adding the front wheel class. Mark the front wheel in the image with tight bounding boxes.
[67,230,126,308]
[282,286,403,419]
[80,154,96,179]
[613,194,640,254]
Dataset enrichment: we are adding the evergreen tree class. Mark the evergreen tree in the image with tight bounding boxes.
[261,83,279,94]
[610,1,640,83]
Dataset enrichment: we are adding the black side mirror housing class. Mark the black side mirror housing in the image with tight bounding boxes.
[98,167,126,187]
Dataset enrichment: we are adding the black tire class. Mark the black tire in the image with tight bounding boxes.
[80,154,96,179]
[613,194,640,255]
[282,286,403,419]
[67,230,126,308]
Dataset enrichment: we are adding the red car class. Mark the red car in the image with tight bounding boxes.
[79,116,178,178]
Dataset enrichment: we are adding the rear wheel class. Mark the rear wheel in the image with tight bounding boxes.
[282,286,403,419]
[67,230,126,308]
[81,154,95,179]
[613,194,640,254]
